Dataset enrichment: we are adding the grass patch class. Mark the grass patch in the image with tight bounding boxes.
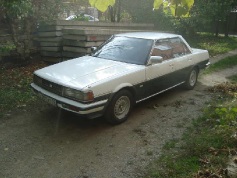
[228,74,237,83]
[163,139,178,150]
[0,88,35,110]
[186,33,237,57]
[145,83,237,178]
[150,155,200,178]
[0,61,46,118]
[204,55,237,74]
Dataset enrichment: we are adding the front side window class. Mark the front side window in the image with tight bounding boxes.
[92,36,153,65]
[151,37,191,60]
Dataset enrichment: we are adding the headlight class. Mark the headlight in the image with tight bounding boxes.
[63,87,94,102]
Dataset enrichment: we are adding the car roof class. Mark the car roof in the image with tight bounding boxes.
[115,32,181,40]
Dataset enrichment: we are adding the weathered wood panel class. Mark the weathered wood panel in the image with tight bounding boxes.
[63,40,103,47]
[38,21,155,62]
[63,35,109,41]
[63,46,91,53]
[40,42,62,47]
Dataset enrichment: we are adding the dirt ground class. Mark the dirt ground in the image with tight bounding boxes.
[1,61,237,178]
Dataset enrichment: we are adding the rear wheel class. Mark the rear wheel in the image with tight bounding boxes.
[105,90,133,125]
[184,67,198,90]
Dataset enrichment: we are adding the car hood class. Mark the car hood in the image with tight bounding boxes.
[35,56,144,90]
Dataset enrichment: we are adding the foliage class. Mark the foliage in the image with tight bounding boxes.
[187,33,237,57]
[0,61,47,118]
[192,0,234,22]
[146,82,237,178]
[152,0,195,36]
[0,0,64,62]
[89,0,115,12]
[63,0,89,17]
[153,0,194,17]
[122,0,174,30]
[0,41,16,55]
[205,55,237,73]
[191,0,237,36]
[228,75,237,83]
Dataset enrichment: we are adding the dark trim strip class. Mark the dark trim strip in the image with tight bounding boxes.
[136,81,185,103]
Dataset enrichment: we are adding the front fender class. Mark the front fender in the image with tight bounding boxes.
[112,83,133,93]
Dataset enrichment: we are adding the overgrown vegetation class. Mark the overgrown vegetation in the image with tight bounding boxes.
[204,55,237,73]
[187,34,237,57]
[0,62,46,118]
[0,0,64,61]
[145,58,237,178]
[146,83,237,178]
[0,41,16,55]
[228,75,237,83]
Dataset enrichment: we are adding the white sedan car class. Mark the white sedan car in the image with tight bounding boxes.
[65,14,99,21]
[31,32,209,124]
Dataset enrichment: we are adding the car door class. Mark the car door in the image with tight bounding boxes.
[170,37,193,82]
[145,37,191,96]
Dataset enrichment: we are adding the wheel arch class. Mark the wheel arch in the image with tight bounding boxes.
[103,83,136,112]
[193,65,200,74]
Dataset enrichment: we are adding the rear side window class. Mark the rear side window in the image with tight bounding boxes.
[151,37,191,60]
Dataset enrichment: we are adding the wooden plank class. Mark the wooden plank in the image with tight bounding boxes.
[40,42,62,47]
[46,20,155,29]
[62,28,141,35]
[63,46,91,53]
[38,31,62,37]
[41,51,62,57]
[63,35,109,41]
[63,40,103,47]
[38,25,64,32]
[63,35,86,41]
[34,37,62,42]
[41,46,62,52]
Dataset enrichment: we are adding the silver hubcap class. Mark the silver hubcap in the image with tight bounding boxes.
[189,70,197,86]
[114,96,130,119]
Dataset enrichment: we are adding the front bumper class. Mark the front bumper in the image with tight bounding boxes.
[31,83,108,118]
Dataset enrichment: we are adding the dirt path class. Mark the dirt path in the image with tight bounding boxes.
[0,57,237,178]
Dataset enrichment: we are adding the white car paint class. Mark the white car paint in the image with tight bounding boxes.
[31,32,209,120]
[66,14,99,21]
[34,56,145,96]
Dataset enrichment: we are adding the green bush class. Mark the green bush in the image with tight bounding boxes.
[0,42,16,55]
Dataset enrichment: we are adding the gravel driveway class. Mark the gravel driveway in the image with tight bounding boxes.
[1,51,237,178]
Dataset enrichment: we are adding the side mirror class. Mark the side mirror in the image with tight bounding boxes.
[91,46,97,52]
[149,56,163,64]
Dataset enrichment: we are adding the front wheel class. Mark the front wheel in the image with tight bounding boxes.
[184,67,198,90]
[105,90,133,125]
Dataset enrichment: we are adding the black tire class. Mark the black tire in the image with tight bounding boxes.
[184,67,198,90]
[105,90,133,125]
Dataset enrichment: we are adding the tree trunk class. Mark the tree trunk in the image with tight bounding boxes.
[109,0,122,22]
[10,20,23,59]
[116,0,122,22]
[9,18,32,62]
[109,6,115,22]
[224,14,230,37]
[215,20,219,37]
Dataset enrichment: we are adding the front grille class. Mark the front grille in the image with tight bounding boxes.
[34,75,63,96]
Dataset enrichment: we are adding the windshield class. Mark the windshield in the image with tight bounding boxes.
[92,36,153,65]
